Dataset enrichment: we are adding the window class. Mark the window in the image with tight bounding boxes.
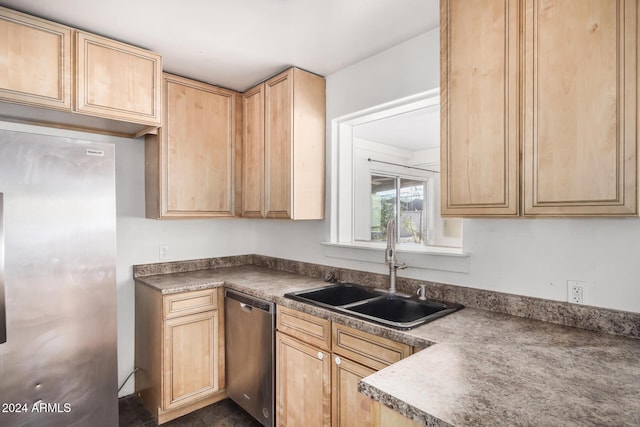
[330,90,463,251]
[369,174,428,245]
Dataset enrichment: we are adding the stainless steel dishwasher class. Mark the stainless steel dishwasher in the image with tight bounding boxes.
[225,289,275,427]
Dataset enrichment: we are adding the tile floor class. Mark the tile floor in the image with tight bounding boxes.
[118,394,262,427]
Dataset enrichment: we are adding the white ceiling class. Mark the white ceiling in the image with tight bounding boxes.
[353,106,440,152]
[0,0,439,91]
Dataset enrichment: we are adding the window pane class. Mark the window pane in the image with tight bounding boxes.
[399,178,426,244]
[370,175,396,241]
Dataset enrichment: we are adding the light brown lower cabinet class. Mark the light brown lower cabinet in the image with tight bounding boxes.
[135,286,226,424]
[276,306,414,427]
[333,359,420,427]
[332,355,377,427]
[276,306,332,427]
[276,331,332,427]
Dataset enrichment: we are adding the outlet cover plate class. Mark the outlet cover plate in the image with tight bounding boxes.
[567,280,587,304]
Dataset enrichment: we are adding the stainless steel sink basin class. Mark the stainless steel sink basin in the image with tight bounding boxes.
[285,283,463,330]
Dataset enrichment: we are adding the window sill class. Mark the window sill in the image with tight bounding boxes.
[321,242,470,274]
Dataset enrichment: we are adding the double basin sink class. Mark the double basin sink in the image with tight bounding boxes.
[285,282,463,330]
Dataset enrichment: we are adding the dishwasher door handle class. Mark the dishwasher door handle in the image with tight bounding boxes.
[225,289,274,314]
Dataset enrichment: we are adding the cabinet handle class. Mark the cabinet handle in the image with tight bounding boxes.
[335,356,341,366]
[317,352,323,360]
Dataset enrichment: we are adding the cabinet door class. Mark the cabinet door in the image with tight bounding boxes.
[75,31,161,126]
[243,83,265,217]
[151,73,237,218]
[332,355,378,427]
[276,332,331,427]
[163,310,219,411]
[523,0,637,215]
[0,7,71,110]
[265,69,293,219]
[440,0,520,216]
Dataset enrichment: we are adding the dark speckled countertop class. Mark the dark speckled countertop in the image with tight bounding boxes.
[135,265,640,427]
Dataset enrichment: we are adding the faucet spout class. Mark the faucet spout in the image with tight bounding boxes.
[385,219,406,294]
[385,218,396,264]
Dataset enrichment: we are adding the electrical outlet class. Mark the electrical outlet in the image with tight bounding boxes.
[567,280,587,304]
[159,244,169,261]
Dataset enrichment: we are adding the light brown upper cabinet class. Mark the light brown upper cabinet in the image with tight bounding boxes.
[522,0,637,215]
[243,67,326,220]
[441,0,520,216]
[75,31,162,126]
[145,73,240,219]
[0,7,72,110]
[441,0,638,217]
[0,6,161,136]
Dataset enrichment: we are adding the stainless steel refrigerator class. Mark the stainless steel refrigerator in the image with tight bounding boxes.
[0,129,118,426]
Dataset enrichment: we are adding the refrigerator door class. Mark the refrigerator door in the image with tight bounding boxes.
[0,192,5,344]
[0,130,117,427]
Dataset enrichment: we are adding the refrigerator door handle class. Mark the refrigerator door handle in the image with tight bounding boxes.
[0,192,5,344]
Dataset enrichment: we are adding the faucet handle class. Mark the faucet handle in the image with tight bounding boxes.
[416,284,427,300]
[324,271,338,283]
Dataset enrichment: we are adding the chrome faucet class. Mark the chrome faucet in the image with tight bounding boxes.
[385,219,407,293]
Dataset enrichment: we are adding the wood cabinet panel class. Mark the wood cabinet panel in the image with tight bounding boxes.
[164,74,235,215]
[440,0,520,216]
[277,305,331,351]
[163,310,219,410]
[442,0,639,217]
[163,288,217,319]
[259,67,325,220]
[291,69,326,220]
[332,323,411,371]
[276,332,331,427]
[75,31,161,126]
[146,73,239,219]
[522,0,637,215]
[242,83,265,217]
[0,7,71,110]
[136,286,225,424]
[265,70,293,218]
[276,308,414,427]
[332,355,378,427]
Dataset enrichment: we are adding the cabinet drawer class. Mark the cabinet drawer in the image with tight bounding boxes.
[332,323,411,371]
[163,289,218,319]
[277,306,331,351]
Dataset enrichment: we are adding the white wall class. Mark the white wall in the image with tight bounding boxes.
[253,27,640,315]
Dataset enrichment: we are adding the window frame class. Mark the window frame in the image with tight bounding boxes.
[360,171,431,246]
[325,89,470,273]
